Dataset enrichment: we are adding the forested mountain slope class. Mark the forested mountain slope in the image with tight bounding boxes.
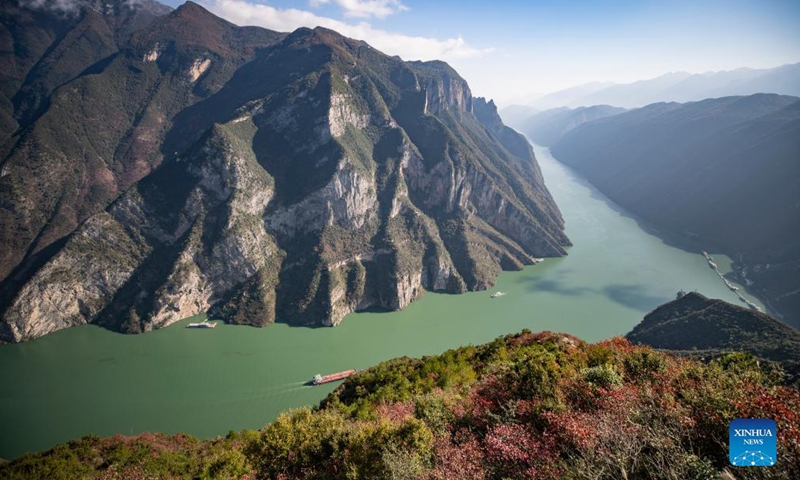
[552,94,800,325]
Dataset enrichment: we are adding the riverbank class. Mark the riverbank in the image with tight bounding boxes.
[4,330,798,479]
[0,144,765,459]
[703,251,763,312]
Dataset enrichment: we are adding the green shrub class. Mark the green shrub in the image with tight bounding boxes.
[581,364,623,388]
[244,407,348,478]
[4,331,799,480]
[623,349,667,380]
[414,393,455,434]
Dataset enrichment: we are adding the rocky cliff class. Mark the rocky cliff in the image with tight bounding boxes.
[0,0,285,339]
[0,2,569,342]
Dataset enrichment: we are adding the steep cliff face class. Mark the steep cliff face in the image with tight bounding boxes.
[0,0,284,287]
[0,3,569,342]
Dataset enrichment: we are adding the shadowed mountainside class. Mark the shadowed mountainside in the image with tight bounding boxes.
[628,292,800,385]
[551,94,800,326]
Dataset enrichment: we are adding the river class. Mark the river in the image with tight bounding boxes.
[0,144,764,459]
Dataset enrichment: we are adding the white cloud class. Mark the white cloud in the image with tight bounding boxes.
[199,0,491,62]
[329,0,408,19]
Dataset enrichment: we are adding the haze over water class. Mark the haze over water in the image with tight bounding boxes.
[0,144,763,459]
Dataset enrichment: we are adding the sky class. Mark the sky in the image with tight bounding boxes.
[159,0,800,105]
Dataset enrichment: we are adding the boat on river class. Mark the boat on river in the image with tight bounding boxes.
[490,291,506,298]
[310,369,357,385]
[186,320,217,329]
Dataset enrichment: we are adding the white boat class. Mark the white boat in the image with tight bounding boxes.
[490,291,506,298]
[186,320,217,329]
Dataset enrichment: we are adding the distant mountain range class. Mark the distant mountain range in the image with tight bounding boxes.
[0,1,568,343]
[506,105,625,146]
[496,104,539,127]
[510,63,800,110]
[517,81,616,110]
[551,94,800,326]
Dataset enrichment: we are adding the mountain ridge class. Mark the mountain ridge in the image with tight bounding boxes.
[551,93,800,326]
[515,63,800,110]
[0,1,569,342]
[629,292,800,360]
[627,291,800,386]
[506,105,626,146]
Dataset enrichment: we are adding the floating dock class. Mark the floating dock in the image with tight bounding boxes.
[702,250,763,313]
[186,320,217,329]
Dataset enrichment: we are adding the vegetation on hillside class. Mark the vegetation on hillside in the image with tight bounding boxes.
[2,330,798,479]
[628,292,800,386]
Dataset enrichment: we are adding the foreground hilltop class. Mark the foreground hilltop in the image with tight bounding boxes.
[2,330,798,479]
[0,1,569,343]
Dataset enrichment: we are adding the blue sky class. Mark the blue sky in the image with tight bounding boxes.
[162,0,800,104]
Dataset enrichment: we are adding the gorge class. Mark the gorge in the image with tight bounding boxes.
[0,1,569,343]
[549,94,800,326]
[0,143,767,460]
[1,1,796,474]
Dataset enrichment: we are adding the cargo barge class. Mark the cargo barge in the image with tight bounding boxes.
[310,369,357,385]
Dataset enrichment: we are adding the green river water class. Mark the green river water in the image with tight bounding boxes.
[0,144,765,459]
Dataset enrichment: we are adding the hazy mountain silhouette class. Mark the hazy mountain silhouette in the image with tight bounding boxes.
[505,105,625,146]
[552,94,800,325]
[522,64,800,109]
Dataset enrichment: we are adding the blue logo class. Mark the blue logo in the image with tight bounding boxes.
[729,418,777,467]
